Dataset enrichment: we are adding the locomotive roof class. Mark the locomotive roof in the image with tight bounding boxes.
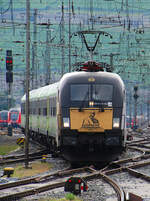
[60,71,124,87]
[9,107,21,112]
[21,82,59,102]
[21,71,124,102]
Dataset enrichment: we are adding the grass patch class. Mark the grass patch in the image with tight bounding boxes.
[13,161,53,178]
[36,193,82,201]
[0,145,19,155]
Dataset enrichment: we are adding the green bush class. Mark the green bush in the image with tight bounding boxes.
[65,193,75,200]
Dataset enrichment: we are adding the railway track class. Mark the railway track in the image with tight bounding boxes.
[0,149,49,166]
[101,153,150,200]
[1,143,149,201]
[0,132,49,166]
[0,166,126,201]
[0,128,22,135]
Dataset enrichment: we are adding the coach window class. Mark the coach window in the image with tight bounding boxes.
[49,98,52,116]
[43,108,47,116]
[35,101,38,114]
[53,97,56,116]
[49,97,56,116]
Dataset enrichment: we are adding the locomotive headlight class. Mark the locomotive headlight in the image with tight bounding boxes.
[63,117,70,128]
[89,101,94,107]
[113,118,120,128]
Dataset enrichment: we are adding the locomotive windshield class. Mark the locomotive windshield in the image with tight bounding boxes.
[71,84,90,101]
[92,84,113,101]
[10,111,19,121]
[70,84,113,102]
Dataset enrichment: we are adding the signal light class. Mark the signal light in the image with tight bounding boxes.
[6,56,13,71]
[81,184,84,190]
[65,177,87,195]
[5,50,13,83]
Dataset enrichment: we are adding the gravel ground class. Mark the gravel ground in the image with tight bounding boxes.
[110,172,150,200]
[1,131,150,201]
[22,179,118,201]
[0,133,118,201]
[0,133,23,146]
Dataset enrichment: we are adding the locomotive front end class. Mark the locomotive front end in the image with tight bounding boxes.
[58,69,126,164]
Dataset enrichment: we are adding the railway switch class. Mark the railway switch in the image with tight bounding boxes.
[3,167,14,177]
[65,177,88,195]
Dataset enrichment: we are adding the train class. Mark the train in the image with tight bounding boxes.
[21,61,127,165]
[0,108,21,129]
[0,110,9,129]
[8,108,21,128]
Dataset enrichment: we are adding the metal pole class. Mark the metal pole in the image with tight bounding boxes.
[134,97,137,128]
[129,90,132,128]
[68,0,71,72]
[31,9,37,89]
[133,86,139,130]
[147,102,149,127]
[25,0,30,169]
[45,21,51,85]
[8,83,12,109]
[61,1,65,76]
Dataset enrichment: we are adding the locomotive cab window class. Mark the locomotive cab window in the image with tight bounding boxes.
[92,84,113,101]
[71,84,90,101]
[70,84,113,102]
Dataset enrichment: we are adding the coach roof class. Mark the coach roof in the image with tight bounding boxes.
[21,82,59,102]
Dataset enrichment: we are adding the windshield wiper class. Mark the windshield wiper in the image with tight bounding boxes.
[79,91,89,112]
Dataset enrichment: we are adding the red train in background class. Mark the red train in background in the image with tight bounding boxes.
[0,110,9,129]
[8,108,21,128]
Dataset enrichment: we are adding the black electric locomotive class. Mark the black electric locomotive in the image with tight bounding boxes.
[21,61,126,164]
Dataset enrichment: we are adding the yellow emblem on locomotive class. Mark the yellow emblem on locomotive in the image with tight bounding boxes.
[82,112,99,128]
[70,108,113,132]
